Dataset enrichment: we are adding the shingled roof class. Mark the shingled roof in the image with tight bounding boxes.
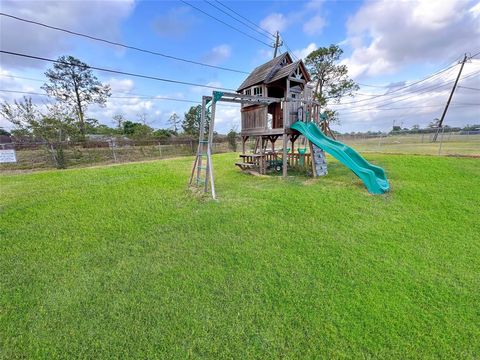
[237,52,311,92]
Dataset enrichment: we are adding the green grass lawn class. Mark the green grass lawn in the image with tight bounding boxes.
[1,153,479,358]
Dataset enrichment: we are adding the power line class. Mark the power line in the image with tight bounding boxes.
[0,74,44,82]
[0,89,199,103]
[333,63,460,106]
[203,0,274,41]
[356,83,403,89]
[0,12,249,75]
[179,0,273,48]
[458,85,480,91]
[0,50,237,92]
[337,103,478,115]
[355,51,479,90]
[283,41,299,61]
[213,0,275,38]
[334,77,457,111]
[0,89,46,96]
[469,50,480,59]
[0,89,240,109]
[331,69,480,113]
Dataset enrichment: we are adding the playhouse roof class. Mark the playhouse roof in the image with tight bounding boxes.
[238,52,312,92]
[268,60,310,84]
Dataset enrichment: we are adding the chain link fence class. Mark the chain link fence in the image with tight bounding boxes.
[336,131,480,157]
[0,137,236,171]
[1,131,478,172]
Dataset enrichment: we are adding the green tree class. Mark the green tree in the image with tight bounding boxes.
[305,45,359,126]
[122,121,153,139]
[87,122,117,135]
[0,97,78,168]
[227,127,238,152]
[0,128,11,136]
[182,105,209,136]
[42,55,111,139]
[153,128,175,139]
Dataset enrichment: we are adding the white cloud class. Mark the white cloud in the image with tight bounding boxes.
[343,0,480,78]
[0,0,135,68]
[202,44,232,65]
[109,78,135,94]
[293,43,317,60]
[260,13,287,34]
[303,15,326,36]
[331,59,480,132]
[471,1,480,16]
[214,104,241,129]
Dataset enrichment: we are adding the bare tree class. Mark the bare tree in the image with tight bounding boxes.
[168,112,181,134]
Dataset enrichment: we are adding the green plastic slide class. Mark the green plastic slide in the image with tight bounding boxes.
[291,121,390,194]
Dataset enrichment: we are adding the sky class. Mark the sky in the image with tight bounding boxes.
[0,0,479,134]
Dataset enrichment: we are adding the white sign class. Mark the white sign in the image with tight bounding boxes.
[0,149,17,163]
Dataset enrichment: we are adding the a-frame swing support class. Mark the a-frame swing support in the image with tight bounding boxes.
[189,91,283,199]
[189,94,217,199]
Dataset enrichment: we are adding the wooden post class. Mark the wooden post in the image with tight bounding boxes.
[433,53,467,142]
[282,100,288,178]
[242,136,248,154]
[273,31,281,58]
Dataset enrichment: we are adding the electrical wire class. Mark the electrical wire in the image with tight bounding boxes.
[332,71,480,113]
[0,74,44,82]
[179,0,273,48]
[337,103,477,115]
[333,77,457,111]
[458,85,480,91]
[0,12,250,75]
[203,0,274,41]
[332,63,460,106]
[0,89,241,109]
[0,89,198,103]
[213,0,275,37]
[0,50,237,92]
[283,42,298,61]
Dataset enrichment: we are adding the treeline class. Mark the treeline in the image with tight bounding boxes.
[339,124,480,136]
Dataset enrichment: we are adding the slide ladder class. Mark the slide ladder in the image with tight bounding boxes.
[291,121,390,194]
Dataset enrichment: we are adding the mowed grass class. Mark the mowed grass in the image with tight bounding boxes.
[340,133,480,156]
[1,153,479,358]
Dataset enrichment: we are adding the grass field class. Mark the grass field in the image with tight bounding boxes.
[1,153,479,358]
[338,133,480,156]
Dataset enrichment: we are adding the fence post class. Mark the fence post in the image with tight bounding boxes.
[158,142,162,158]
[110,139,117,162]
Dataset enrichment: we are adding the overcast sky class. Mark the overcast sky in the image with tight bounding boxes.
[1,0,479,133]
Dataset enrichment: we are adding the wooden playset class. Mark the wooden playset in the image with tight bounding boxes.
[189,52,390,199]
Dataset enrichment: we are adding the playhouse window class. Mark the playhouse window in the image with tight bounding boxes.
[253,86,263,96]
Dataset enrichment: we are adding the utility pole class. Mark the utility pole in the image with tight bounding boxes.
[273,31,282,58]
[433,53,468,142]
